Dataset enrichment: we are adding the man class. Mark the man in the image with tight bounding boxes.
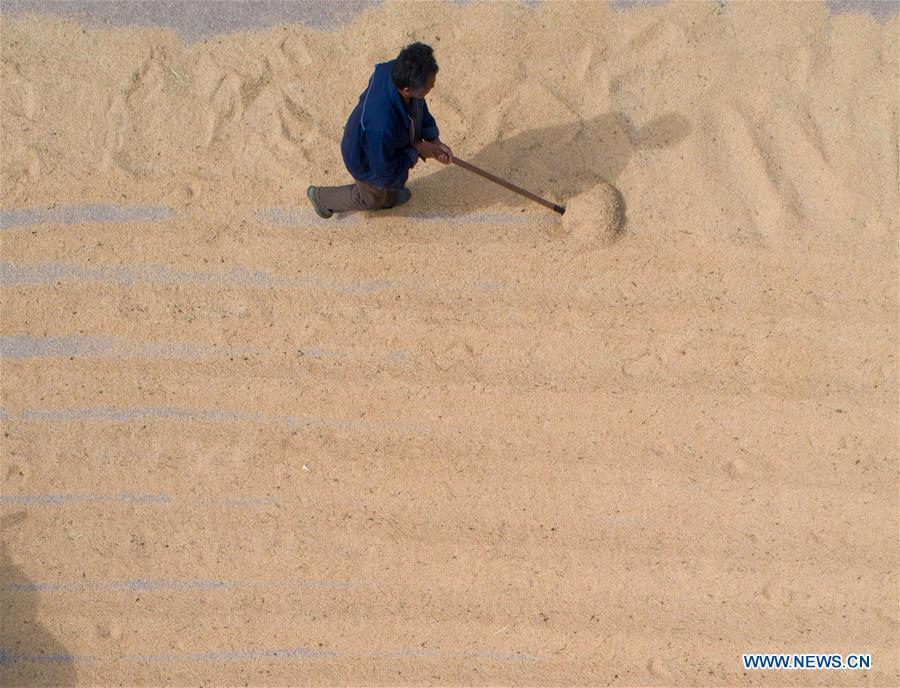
[307,42,453,218]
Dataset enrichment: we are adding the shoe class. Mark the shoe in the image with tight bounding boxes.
[307,186,333,218]
[387,188,412,209]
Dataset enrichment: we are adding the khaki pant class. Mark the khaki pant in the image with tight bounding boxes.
[316,98,424,213]
[315,179,403,213]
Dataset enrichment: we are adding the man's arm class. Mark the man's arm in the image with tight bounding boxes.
[416,101,453,164]
[422,100,439,141]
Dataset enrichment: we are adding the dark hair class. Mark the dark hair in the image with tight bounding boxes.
[391,42,438,92]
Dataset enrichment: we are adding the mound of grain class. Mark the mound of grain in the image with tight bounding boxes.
[559,181,625,244]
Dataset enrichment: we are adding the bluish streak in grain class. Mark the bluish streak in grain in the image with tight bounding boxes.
[0,335,257,360]
[0,493,170,505]
[0,579,358,593]
[9,405,430,435]
[0,205,174,229]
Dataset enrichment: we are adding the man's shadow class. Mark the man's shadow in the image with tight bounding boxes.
[404,111,691,217]
[1,512,77,687]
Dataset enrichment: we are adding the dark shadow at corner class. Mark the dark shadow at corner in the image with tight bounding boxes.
[1,512,77,688]
[403,111,691,219]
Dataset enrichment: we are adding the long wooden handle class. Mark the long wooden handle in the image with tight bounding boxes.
[451,157,565,215]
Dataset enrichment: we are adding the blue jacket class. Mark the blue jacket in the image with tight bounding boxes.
[341,60,440,191]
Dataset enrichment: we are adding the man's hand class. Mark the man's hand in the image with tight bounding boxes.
[432,139,453,164]
[415,139,454,165]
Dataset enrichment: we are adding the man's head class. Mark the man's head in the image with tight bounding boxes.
[392,42,438,100]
